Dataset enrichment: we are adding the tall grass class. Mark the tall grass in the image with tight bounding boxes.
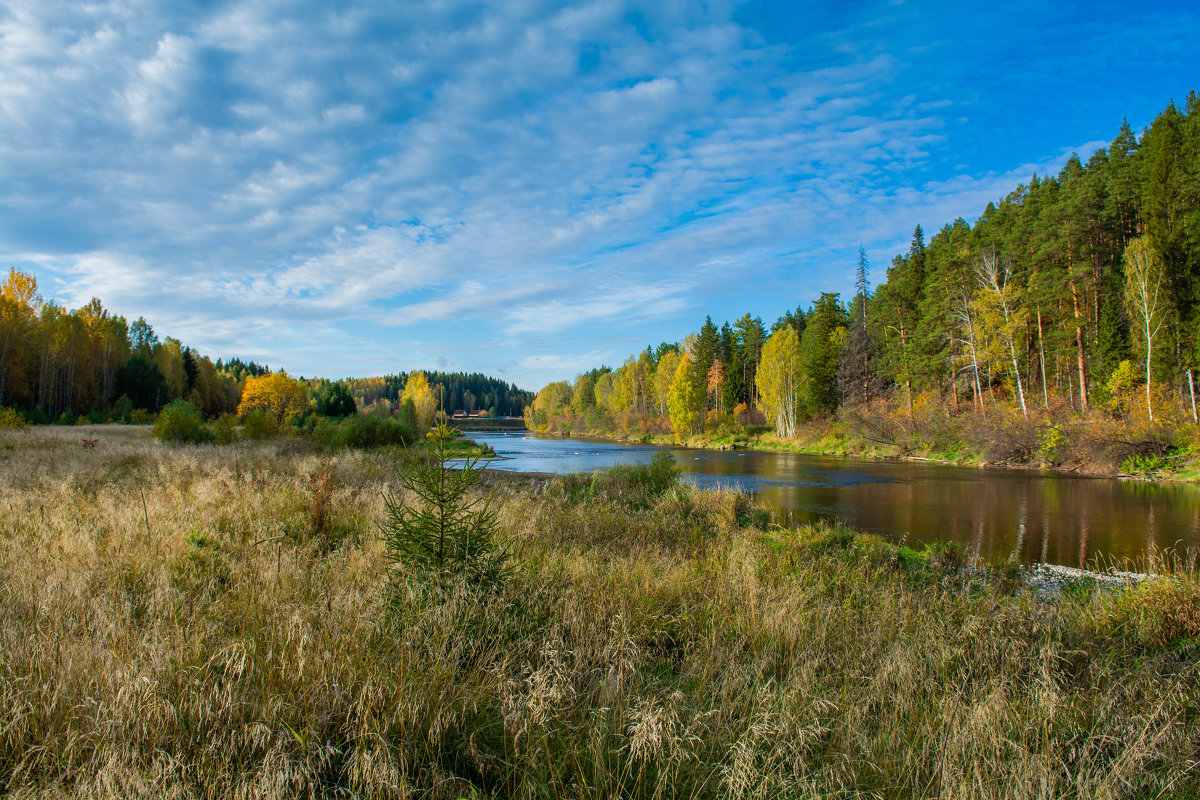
[1,425,1197,798]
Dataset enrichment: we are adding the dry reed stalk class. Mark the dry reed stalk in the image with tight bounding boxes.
[0,425,1197,799]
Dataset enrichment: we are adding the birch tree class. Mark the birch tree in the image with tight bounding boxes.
[401,370,438,433]
[756,327,802,437]
[1123,235,1168,421]
[976,248,1029,416]
[667,353,702,436]
[950,284,987,415]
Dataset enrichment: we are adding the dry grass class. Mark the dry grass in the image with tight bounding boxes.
[1,425,1198,799]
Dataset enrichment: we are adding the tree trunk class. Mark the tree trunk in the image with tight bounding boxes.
[899,319,913,418]
[1189,368,1197,424]
[1144,329,1154,423]
[1069,279,1089,411]
[1036,307,1049,408]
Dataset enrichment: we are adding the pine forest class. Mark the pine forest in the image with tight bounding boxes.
[525,95,1200,471]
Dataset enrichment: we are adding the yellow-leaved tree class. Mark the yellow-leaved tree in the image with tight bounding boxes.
[401,371,438,434]
[1,268,40,408]
[667,353,702,436]
[1123,235,1168,422]
[654,350,680,416]
[237,371,310,420]
[757,327,802,438]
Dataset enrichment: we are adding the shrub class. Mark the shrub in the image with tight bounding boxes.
[0,406,27,430]
[112,393,134,424]
[1038,422,1070,466]
[153,399,214,444]
[240,409,280,440]
[211,413,238,444]
[310,410,414,450]
[342,412,413,448]
[304,460,349,552]
[1122,452,1168,476]
[734,402,766,427]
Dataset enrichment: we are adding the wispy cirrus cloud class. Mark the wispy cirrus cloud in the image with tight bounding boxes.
[1,0,1196,388]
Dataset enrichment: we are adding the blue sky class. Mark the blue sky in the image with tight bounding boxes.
[2,0,1198,390]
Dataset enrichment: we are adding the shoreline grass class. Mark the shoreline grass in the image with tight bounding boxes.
[1,426,1198,798]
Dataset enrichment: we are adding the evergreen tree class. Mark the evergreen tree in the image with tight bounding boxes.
[317,382,358,417]
[800,293,848,417]
[733,314,766,407]
[690,316,721,412]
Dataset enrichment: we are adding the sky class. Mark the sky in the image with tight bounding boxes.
[2,1,1199,390]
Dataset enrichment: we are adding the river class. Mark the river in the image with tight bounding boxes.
[467,430,1200,568]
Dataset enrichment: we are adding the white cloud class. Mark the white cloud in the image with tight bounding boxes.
[0,0,1181,389]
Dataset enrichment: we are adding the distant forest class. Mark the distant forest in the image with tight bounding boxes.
[527,93,1200,437]
[339,373,531,419]
[0,272,532,423]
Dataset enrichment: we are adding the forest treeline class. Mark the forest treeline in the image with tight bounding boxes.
[526,93,1200,447]
[0,269,532,424]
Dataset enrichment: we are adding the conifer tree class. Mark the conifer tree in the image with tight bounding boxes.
[381,420,507,595]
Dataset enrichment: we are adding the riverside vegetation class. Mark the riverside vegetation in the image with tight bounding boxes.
[526,95,1200,481]
[2,424,1199,798]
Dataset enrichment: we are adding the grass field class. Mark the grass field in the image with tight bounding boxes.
[1,425,1198,798]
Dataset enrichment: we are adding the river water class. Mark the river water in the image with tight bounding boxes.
[468,430,1200,568]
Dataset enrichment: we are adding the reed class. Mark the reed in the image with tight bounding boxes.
[1,425,1197,798]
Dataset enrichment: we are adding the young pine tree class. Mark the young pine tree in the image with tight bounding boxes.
[381,420,508,596]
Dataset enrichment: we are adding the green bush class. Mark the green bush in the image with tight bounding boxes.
[240,409,280,440]
[112,394,134,424]
[153,399,214,444]
[309,411,414,450]
[211,413,238,444]
[1038,423,1069,465]
[344,412,413,448]
[1122,452,1167,475]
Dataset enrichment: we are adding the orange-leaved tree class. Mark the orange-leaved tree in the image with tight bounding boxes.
[237,371,309,420]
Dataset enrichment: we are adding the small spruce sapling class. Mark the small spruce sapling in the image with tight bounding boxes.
[381,419,508,595]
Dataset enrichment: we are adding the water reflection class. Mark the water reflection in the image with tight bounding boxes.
[469,431,1200,568]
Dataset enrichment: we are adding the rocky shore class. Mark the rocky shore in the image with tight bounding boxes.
[1024,562,1157,598]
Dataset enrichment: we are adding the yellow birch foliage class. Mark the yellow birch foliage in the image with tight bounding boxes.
[401,371,438,434]
[655,350,680,416]
[668,353,702,436]
[757,327,802,437]
[237,371,309,421]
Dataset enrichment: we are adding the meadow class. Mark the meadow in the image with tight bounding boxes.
[1,425,1198,799]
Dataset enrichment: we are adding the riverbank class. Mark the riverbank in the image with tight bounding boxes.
[3,427,1198,797]
[529,402,1200,484]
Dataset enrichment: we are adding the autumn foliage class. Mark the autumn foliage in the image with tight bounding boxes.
[236,371,309,421]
